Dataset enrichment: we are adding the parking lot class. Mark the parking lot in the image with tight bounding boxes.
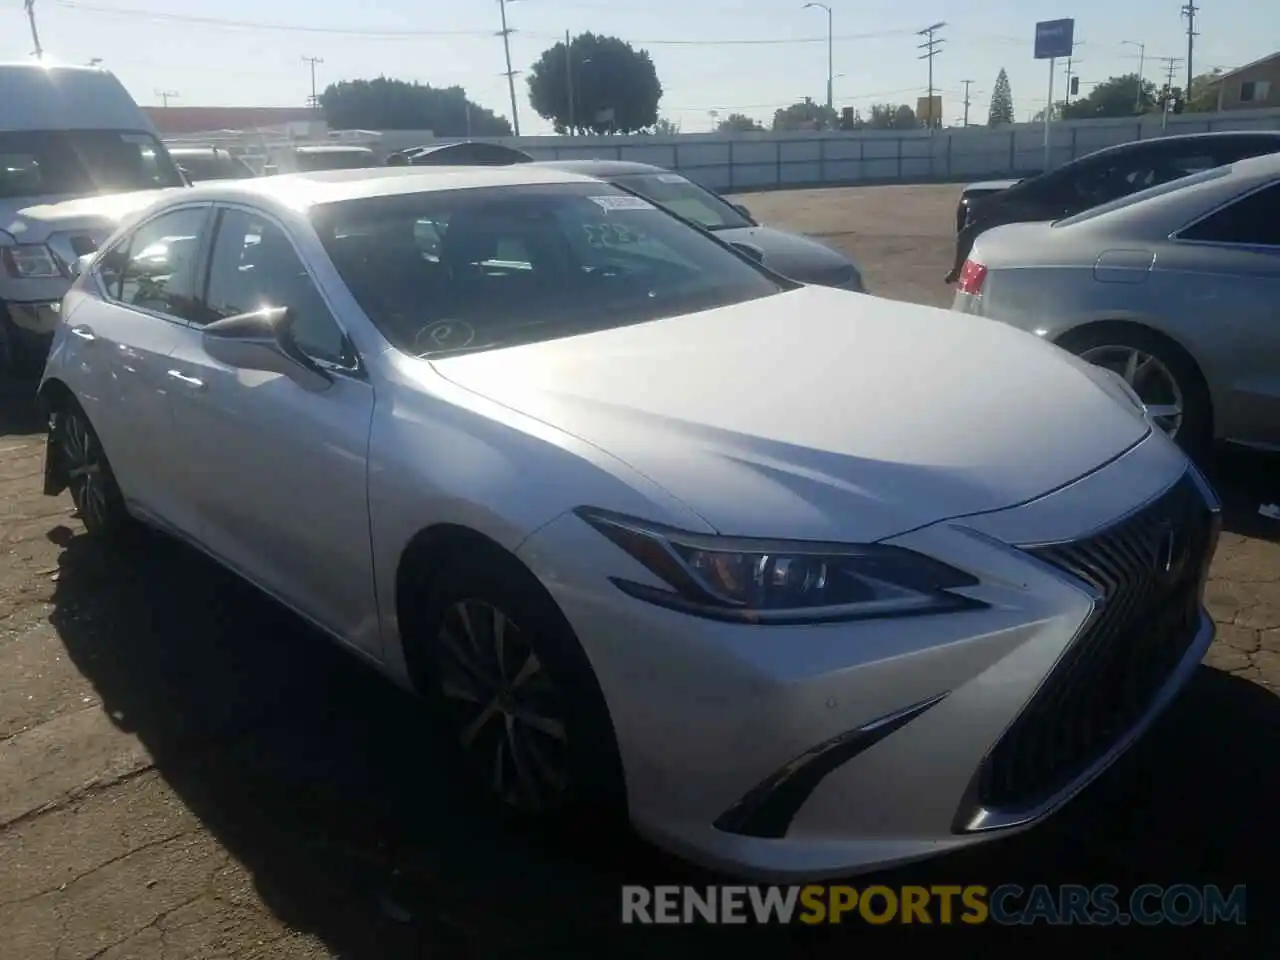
[1,182,1277,959]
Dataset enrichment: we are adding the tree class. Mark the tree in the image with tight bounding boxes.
[988,68,1014,127]
[1185,69,1223,112]
[1060,73,1156,119]
[717,112,765,133]
[526,32,662,135]
[771,98,837,131]
[319,77,511,135]
[652,117,681,135]
[867,103,918,129]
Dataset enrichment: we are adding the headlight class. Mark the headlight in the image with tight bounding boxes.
[2,244,64,279]
[575,507,984,624]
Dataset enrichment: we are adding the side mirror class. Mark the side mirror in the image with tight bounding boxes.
[731,202,753,220]
[68,253,96,279]
[728,240,765,264]
[201,306,331,392]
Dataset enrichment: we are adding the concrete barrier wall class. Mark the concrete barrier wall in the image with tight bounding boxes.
[374,108,1280,193]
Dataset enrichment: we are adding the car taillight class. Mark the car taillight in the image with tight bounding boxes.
[957,259,987,296]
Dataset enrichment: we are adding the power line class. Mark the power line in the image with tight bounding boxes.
[53,4,914,46]
[917,22,945,130]
[1180,0,1199,93]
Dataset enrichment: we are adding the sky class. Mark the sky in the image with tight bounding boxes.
[5,0,1277,135]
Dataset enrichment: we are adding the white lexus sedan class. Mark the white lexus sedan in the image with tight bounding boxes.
[39,166,1220,881]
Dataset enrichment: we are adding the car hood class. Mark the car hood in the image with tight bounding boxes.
[0,188,179,246]
[963,179,1021,197]
[431,286,1149,542]
[714,225,859,287]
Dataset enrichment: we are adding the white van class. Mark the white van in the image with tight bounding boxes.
[0,63,186,373]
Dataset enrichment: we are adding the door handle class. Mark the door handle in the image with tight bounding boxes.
[166,369,205,391]
[69,325,96,342]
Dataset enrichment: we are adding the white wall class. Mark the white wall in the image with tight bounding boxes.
[375,107,1280,193]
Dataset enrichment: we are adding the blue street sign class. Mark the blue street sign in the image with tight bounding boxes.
[1034,19,1074,60]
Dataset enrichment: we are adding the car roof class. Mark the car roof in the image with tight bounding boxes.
[1058,149,1280,235]
[533,159,668,177]
[168,165,599,210]
[293,144,374,154]
[1077,129,1280,163]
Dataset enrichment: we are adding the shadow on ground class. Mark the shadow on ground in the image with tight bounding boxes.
[0,375,44,438]
[1210,447,1280,543]
[45,514,1278,958]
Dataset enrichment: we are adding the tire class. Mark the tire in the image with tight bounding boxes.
[51,398,131,536]
[412,544,626,827]
[1057,326,1213,462]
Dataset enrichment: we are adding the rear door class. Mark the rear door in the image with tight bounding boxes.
[1168,181,1280,446]
[64,203,214,530]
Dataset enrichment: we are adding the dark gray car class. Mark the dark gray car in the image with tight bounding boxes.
[535,160,864,291]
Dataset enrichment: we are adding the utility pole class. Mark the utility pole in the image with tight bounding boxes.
[155,89,179,108]
[564,29,575,135]
[1157,56,1184,128]
[302,56,324,112]
[1180,0,1198,95]
[497,0,521,136]
[802,3,834,114]
[24,0,43,58]
[917,22,946,130]
[960,79,974,126]
[1121,40,1146,112]
[1063,39,1084,103]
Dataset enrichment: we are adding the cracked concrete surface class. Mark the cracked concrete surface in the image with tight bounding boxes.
[1,184,1277,958]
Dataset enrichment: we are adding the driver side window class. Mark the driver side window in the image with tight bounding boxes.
[203,208,358,370]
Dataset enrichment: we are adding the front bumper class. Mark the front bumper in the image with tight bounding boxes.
[517,431,1218,880]
[2,300,60,358]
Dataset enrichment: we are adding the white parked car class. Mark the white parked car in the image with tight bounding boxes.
[40,166,1220,880]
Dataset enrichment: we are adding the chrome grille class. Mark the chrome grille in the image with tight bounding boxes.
[976,471,1218,811]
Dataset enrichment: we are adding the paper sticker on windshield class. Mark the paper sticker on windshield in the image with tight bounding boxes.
[589,195,655,213]
[656,173,687,184]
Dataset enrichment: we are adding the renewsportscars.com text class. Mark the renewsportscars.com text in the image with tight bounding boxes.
[621,884,1247,926]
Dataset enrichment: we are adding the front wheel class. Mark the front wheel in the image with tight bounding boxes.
[412,546,626,824]
[51,400,131,536]
[1060,327,1212,461]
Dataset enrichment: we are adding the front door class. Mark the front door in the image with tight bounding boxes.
[164,205,379,653]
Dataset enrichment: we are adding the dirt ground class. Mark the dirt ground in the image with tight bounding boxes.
[1,184,1278,959]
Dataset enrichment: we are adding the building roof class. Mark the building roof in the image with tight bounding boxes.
[144,106,319,135]
[1212,51,1280,83]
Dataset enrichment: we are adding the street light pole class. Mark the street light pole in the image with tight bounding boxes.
[1122,40,1146,112]
[803,3,833,113]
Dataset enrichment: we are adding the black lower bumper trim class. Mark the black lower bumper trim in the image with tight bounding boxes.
[712,693,947,839]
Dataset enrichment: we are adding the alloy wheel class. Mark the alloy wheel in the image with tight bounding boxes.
[61,410,111,529]
[435,598,569,811]
[1079,345,1184,439]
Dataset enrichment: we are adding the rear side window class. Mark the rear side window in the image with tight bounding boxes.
[108,207,210,320]
[1177,182,1280,247]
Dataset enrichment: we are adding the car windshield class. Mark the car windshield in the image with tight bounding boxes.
[173,152,255,182]
[1053,164,1234,227]
[0,129,185,199]
[309,182,788,357]
[611,172,753,230]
